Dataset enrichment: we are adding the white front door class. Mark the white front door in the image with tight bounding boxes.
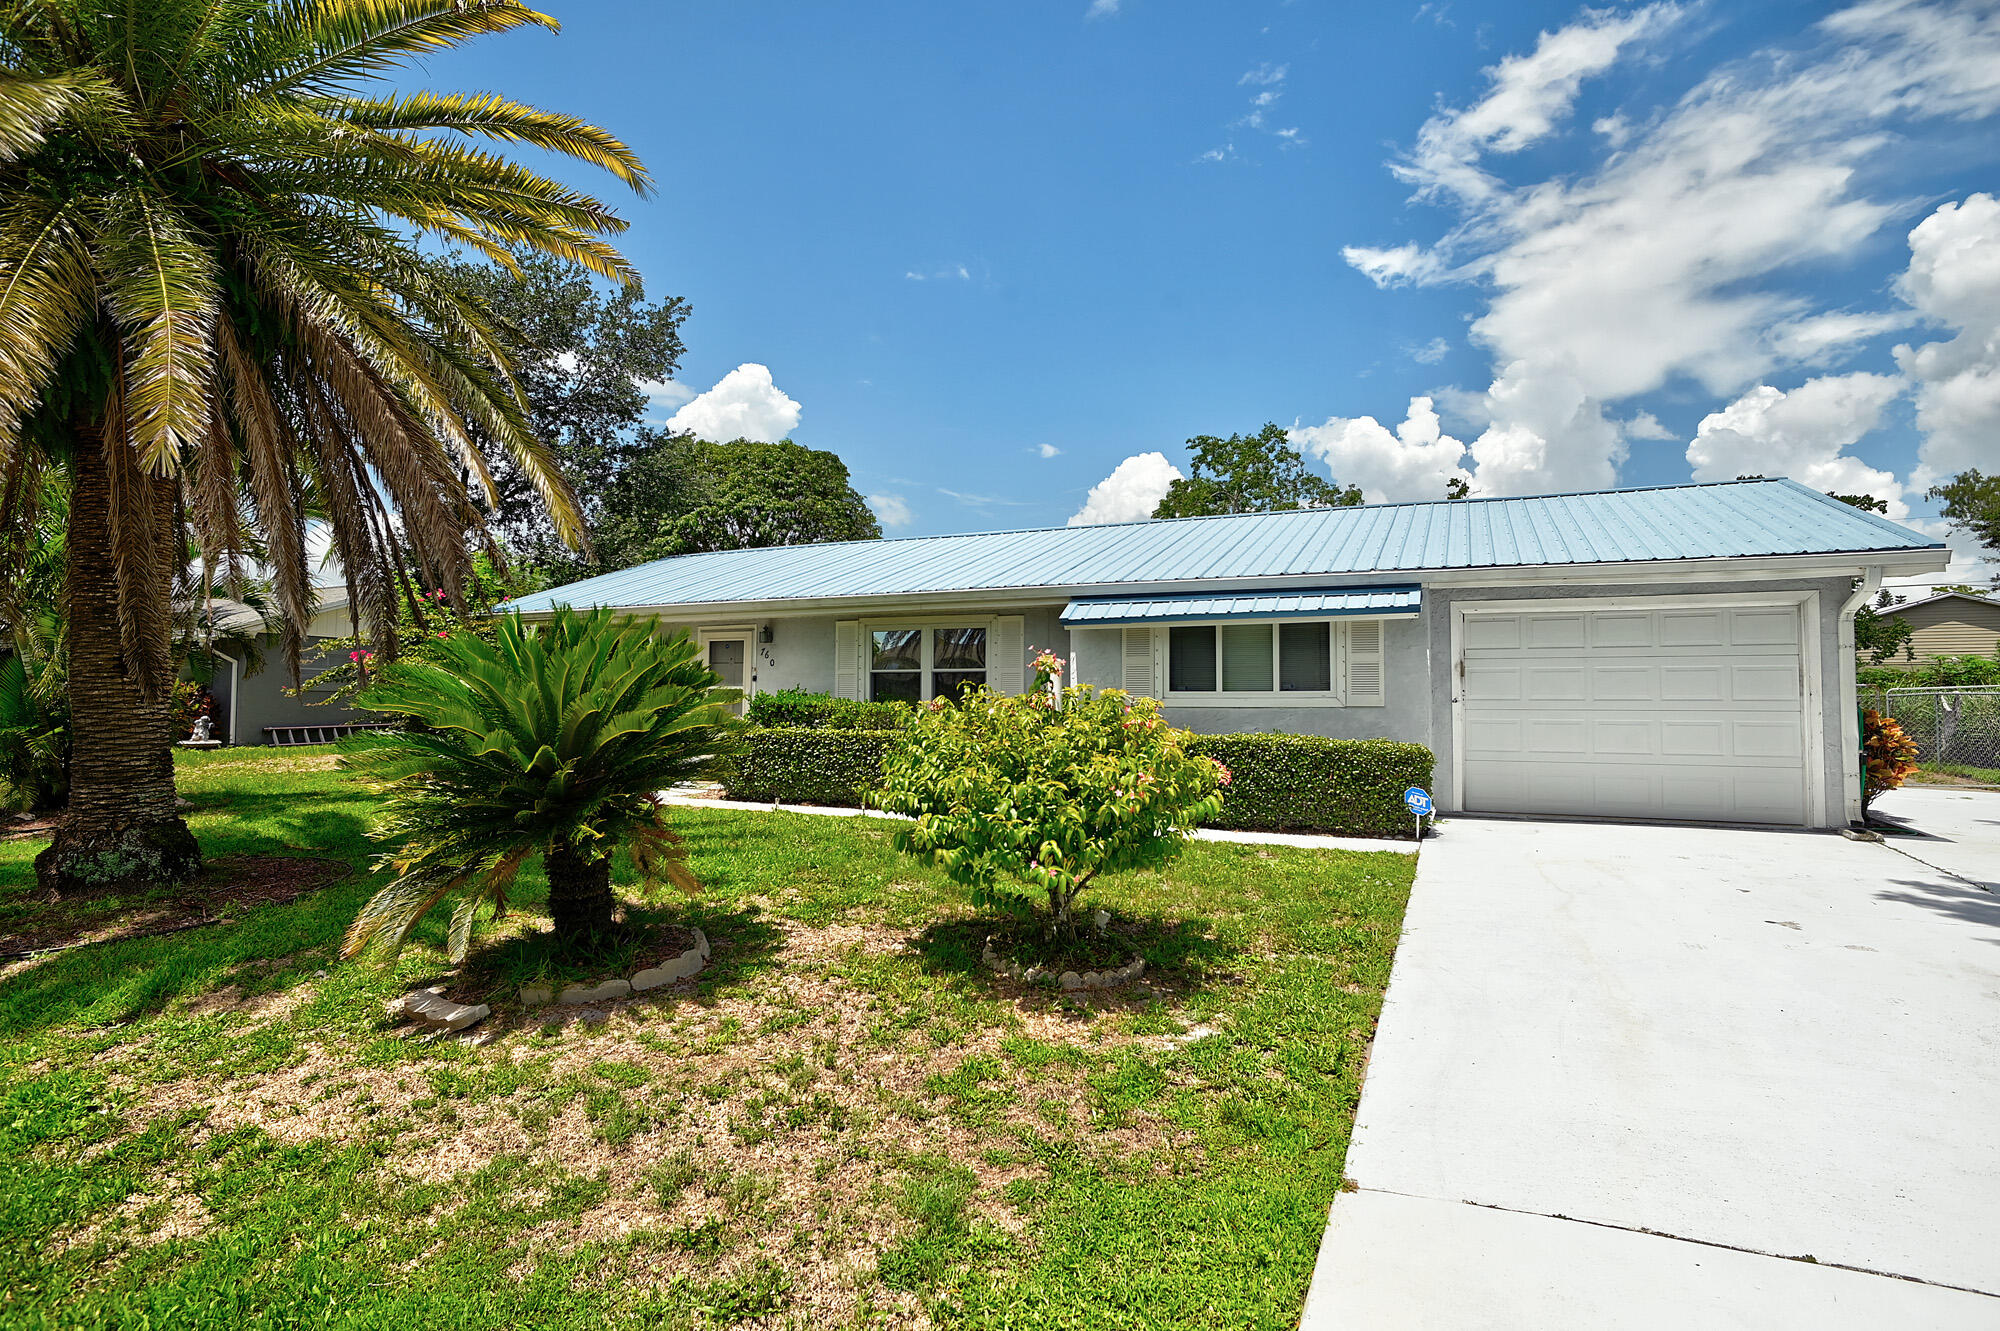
[1457,599,1813,825]
[703,635,750,716]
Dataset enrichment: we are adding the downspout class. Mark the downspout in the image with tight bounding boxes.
[1836,568,1881,826]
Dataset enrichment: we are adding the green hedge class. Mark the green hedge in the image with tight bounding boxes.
[744,689,913,731]
[724,727,901,806]
[723,724,1434,839]
[1185,734,1433,839]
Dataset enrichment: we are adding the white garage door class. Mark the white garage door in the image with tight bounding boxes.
[1458,601,1810,825]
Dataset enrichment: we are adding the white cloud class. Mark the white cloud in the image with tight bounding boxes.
[1397,4,1684,203]
[635,378,696,421]
[1895,192,2000,490]
[867,494,913,529]
[1068,452,1184,526]
[1196,144,1237,164]
[904,263,971,281]
[1344,0,2000,496]
[1769,310,1909,363]
[1685,373,1907,517]
[1622,409,1674,440]
[663,363,802,443]
[1412,336,1451,364]
[1037,443,1061,458]
[1292,396,1473,503]
[1086,0,1119,17]
[1239,63,1287,86]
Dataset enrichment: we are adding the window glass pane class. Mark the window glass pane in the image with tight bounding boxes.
[1169,626,1217,692]
[870,628,921,671]
[933,627,987,670]
[870,672,921,703]
[933,670,985,700]
[1279,622,1332,691]
[1221,624,1274,691]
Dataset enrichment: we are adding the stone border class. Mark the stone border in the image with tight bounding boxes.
[518,927,710,1007]
[388,987,489,1032]
[981,939,1145,991]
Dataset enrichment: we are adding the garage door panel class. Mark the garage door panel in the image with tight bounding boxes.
[1461,601,1809,825]
[1525,667,1588,701]
[1524,615,1587,648]
[1659,611,1725,647]
[1730,608,1800,646]
[1589,613,1654,648]
[1464,662,1522,701]
[1660,720,1726,757]
[1731,663,1800,702]
[1464,616,1521,649]
[1591,665,1657,700]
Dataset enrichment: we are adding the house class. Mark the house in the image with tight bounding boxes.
[505,478,1949,829]
[1871,590,2000,662]
[193,587,368,745]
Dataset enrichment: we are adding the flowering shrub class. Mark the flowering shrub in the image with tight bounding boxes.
[874,684,1226,939]
[1862,708,1921,815]
[311,562,535,706]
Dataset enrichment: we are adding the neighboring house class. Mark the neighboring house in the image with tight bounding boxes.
[505,478,1949,829]
[1870,591,2000,662]
[192,588,367,745]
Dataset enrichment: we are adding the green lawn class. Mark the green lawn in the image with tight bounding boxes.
[1,747,1414,1330]
[1911,762,2000,787]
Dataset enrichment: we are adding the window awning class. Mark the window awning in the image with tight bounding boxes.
[1059,585,1421,626]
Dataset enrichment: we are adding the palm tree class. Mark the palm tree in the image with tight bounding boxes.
[341,608,738,959]
[0,2,650,893]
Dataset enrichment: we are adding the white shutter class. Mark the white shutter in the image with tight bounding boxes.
[1343,619,1385,707]
[833,620,862,700]
[989,616,1025,693]
[1121,627,1157,697]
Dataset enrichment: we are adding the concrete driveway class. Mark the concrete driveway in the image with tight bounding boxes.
[1302,797,2000,1328]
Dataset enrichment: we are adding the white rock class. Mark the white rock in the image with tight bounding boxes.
[595,978,632,1001]
[1022,967,1042,983]
[519,984,554,1006]
[629,968,669,992]
[693,927,710,960]
[558,985,594,1005]
[1094,909,1110,934]
[1082,972,1101,988]
[1059,971,1082,990]
[390,991,488,1032]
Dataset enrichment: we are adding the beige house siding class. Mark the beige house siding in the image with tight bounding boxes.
[1877,597,2000,661]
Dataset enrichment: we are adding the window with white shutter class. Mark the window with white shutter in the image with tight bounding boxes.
[1342,619,1385,707]
[989,616,1025,693]
[1121,627,1157,697]
[833,620,861,700]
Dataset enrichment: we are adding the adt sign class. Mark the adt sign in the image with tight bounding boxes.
[1403,787,1434,818]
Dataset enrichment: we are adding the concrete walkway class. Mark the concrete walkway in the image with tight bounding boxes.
[1302,804,2000,1328]
[658,789,1420,855]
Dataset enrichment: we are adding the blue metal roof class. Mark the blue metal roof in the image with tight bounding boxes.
[1061,586,1421,625]
[506,479,1944,615]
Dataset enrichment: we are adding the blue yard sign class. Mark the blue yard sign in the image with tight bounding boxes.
[1403,787,1433,817]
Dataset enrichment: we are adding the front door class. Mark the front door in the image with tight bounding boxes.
[704,636,750,716]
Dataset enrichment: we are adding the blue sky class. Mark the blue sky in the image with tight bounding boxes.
[416,1,2000,585]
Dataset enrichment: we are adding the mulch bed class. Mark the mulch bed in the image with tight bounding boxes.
[0,855,351,960]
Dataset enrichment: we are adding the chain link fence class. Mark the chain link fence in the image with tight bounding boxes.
[1865,686,2000,775]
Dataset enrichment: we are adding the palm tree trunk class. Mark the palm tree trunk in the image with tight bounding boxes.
[546,840,615,947]
[34,425,199,895]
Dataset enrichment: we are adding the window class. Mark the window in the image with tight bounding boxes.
[1165,620,1365,700]
[870,626,988,702]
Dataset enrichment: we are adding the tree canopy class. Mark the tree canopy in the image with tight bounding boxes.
[440,251,688,573]
[1152,424,1361,519]
[593,436,882,570]
[1929,470,2000,584]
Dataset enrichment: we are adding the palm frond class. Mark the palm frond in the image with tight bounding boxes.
[92,188,220,474]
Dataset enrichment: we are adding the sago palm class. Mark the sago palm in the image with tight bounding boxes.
[341,608,739,960]
[0,2,649,893]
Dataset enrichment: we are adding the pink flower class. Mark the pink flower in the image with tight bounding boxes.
[436,630,450,639]
[349,650,362,662]
[1215,763,1233,788]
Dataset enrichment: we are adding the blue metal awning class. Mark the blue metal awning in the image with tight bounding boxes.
[1060,585,1422,626]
